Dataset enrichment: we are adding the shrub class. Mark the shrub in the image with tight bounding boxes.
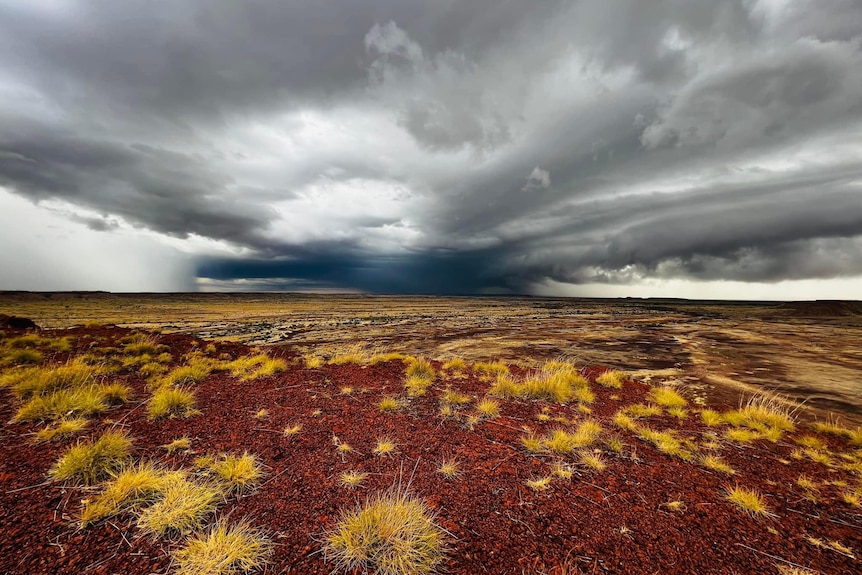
[50,430,133,485]
[324,488,447,575]
[173,520,273,575]
[148,386,197,420]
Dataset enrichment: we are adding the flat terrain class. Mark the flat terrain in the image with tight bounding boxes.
[1,294,861,575]
[3,293,862,424]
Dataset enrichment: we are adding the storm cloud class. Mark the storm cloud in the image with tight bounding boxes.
[1,0,861,295]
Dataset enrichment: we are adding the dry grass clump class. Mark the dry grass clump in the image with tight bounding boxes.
[227,354,287,381]
[648,386,688,409]
[34,417,89,442]
[473,361,509,377]
[442,358,466,371]
[637,427,694,461]
[550,462,573,479]
[475,398,500,418]
[157,360,215,388]
[721,392,796,441]
[198,452,264,496]
[283,424,302,436]
[700,409,723,426]
[378,396,401,412]
[596,370,625,388]
[525,421,603,455]
[405,358,435,397]
[440,388,471,406]
[3,348,43,365]
[724,485,773,518]
[123,334,169,357]
[324,488,448,575]
[700,455,736,475]
[80,461,185,524]
[526,476,553,491]
[303,353,325,368]
[490,362,592,405]
[437,459,461,479]
[341,471,368,488]
[373,437,397,457]
[623,403,663,418]
[14,383,129,422]
[795,435,827,450]
[3,358,110,399]
[49,430,133,485]
[136,478,220,537]
[148,386,197,420]
[811,419,862,446]
[173,520,273,575]
[579,451,607,472]
[162,437,192,453]
[724,428,759,444]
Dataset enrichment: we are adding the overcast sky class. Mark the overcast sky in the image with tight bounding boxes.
[1,0,861,298]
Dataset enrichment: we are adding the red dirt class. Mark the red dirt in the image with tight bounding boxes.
[1,325,861,575]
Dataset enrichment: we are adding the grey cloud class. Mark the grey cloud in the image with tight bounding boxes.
[1,0,861,294]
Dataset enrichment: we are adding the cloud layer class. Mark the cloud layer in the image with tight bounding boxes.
[1,0,861,294]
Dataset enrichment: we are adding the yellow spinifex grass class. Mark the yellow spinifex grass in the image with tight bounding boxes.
[648,387,687,409]
[161,436,191,453]
[699,455,736,475]
[721,392,796,442]
[542,420,603,454]
[34,417,89,442]
[147,386,197,420]
[526,476,553,491]
[136,477,221,537]
[14,383,130,422]
[50,430,133,485]
[437,459,461,479]
[373,437,397,457]
[700,409,723,426]
[475,398,500,418]
[595,370,625,388]
[227,354,286,381]
[199,452,264,496]
[441,358,466,371]
[340,471,368,488]
[173,520,273,575]
[3,357,109,399]
[324,488,448,575]
[579,451,607,472]
[724,485,773,518]
[80,461,185,524]
[489,362,592,404]
[637,427,694,461]
[378,396,401,412]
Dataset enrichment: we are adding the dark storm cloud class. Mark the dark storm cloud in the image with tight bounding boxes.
[1,0,861,294]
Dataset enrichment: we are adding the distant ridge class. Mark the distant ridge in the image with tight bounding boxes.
[776,300,862,317]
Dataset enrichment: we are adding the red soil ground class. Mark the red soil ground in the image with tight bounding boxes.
[1,324,860,575]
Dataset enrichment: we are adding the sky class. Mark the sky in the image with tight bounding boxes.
[1,0,861,299]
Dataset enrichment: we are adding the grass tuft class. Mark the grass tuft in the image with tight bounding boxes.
[700,455,736,475]
[200,452,264,496]
[579,451,607,472]
[596,370,625,388]
[50,430,133,485]
[373,437,397,457]
[378,396,401,413]
[161,437,191,453]
[173,520,273,575]
[648,387,687,409]
[724,485,773,518]
[324,488,447,575]
[80,461,184,524]
[526,476,553,491]
[475,398,500,418]
[700,409,724,426]
[340,471,368,488]
[148,386,197,420]
[437,459,461,479]
[136,478,220,537]
[34,418,89,442]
